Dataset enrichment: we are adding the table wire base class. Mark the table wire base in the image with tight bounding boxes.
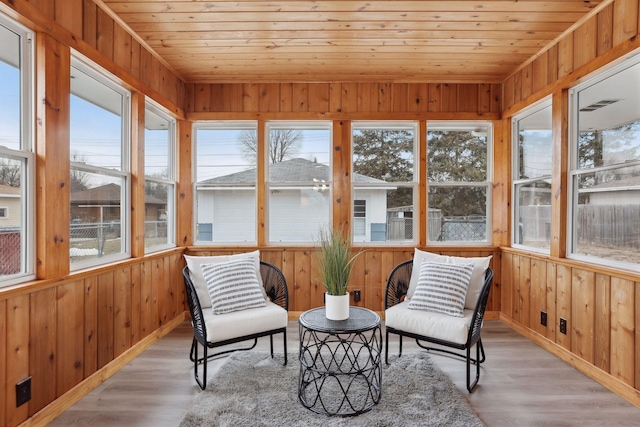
[298,327,382,416]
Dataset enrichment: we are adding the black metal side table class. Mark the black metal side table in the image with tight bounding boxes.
[298,306,382,416]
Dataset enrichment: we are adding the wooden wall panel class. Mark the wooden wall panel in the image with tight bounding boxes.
[56,281,84,397]
[610,277,635,386]
[114,267,132,357]
[83,276,98,377]
[185,82,502,115]
[530,258,547,336]
[97,272,115,369]
[54,0,83,36]
[595,273,611,372]
[29,288,57,415]
[556,264,572,350]
[571,269,595,363]
[5,295,29,427]
[546,262,557,341]
[501,252,514,318]
[532,53,548,94]
[613,0,639,45]
[574,17,598,69]
[36,34,70,279]
[597,4,615,56]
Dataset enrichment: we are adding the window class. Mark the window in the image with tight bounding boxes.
[512,100,552,252]
[144,102,176,252]
[352,122,417,243]
[569,57,640,269]
[0,16,34,286]
[194,122,257,244]
[427,122,492,244]
[267,122,332,243]
[69,57,130,268]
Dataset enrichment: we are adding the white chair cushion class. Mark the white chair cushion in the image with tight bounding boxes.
[184,250,266,309]
[385,300,474,345]
[407,248,492,310]
[202,258,266,315]
[408,261,474,317]
[202,301,288,344]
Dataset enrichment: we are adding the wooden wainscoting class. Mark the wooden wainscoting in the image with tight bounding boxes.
[184,246,502,316]
[500,248,640,408]
[0,249,185,427]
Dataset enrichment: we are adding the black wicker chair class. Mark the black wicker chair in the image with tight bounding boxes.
[183,261,289,390]
[384,260,494,392]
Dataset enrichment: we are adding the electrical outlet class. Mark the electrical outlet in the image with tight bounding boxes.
[560,318,567,335]
[353,290,361,302]
[16,377,31,407]
[540,311,547,327]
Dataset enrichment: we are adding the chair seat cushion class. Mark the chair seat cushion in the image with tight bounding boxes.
[203,301,288,344]
[385,300,473,345]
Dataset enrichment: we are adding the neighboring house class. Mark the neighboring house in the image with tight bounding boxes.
[197,158,390,242]
[582,175,640,205]
[70,183,167,223]
[0,184,21,228]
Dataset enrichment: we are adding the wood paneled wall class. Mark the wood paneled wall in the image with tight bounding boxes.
[503,0,640,113]
[186,247,502,315]
[1,0,185,114]
[500,0,640,408]
[501,250,640,407]
[186,82,501,115]
[0,250,184,427]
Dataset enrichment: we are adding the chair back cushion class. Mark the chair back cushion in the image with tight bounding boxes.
[184,250,265,308]
[408,248,492,309]
[408,261,474,317]
[202,258,267,315]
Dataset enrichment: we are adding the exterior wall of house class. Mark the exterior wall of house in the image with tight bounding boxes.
[0,195,21,228]
[501,0,640,409]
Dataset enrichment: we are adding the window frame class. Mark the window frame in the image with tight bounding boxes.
[193,121,259,246]
[143,100,176,253]
[351,121,419,246]
[69,54,131,270]
[0,15,35,287]
[568,54,640,271]
[426,121,493,246]
[511,97,552,254]
[266,120,333,245]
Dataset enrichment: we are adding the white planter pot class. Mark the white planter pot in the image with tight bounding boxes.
[325,292,350,320]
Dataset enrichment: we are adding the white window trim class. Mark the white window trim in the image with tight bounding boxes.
[0,206,8,218]
[69,54,131,271]
[193,121,258,246]
[266,121,333,245]
[426,121,493,246]
[511,97,552,254]
[144,100,177,253]
[0,15,35,287]
[351,121,419,246]
[567,50,640,272]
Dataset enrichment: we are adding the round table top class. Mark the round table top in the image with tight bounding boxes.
[299,306,380,333]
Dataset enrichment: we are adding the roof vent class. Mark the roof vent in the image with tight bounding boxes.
[580,99,620,112]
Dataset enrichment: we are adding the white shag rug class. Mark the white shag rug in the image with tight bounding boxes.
[180,351,485,427]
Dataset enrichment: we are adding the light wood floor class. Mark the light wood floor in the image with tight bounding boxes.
[49,320,639,427]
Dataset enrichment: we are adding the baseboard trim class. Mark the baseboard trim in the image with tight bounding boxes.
[499,313,640,409]
[20,312,186,427]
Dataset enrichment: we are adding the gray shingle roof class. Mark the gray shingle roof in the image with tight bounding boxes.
[200,158,385,184]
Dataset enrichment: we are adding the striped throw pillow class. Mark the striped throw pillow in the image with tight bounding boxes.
[408,261,474,317]
[202,258,266,315]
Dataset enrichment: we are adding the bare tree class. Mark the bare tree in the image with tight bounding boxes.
[239,129,302,164]
[70,153,90,192]
[0,158,21,187]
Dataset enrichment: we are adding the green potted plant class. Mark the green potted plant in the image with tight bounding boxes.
[316,226,360,320]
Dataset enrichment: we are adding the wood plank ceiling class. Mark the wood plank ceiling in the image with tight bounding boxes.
[99,0,606,84]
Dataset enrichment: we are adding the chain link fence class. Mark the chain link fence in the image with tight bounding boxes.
[0,227,21,275]
[440,216,487,241]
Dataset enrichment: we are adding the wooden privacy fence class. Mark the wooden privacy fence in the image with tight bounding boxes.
[577,204,640,249]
